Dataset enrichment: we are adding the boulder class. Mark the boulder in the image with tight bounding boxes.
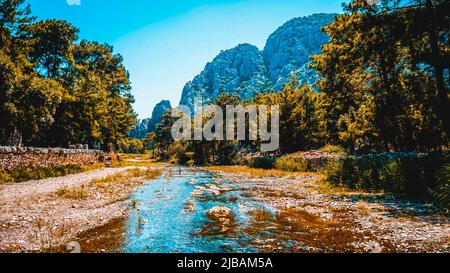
[207,206,233,222]
[184,200,196,212]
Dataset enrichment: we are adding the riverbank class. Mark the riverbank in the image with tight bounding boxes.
[0,166,162,252]
[207,166,450,253]
[1,163,448,253]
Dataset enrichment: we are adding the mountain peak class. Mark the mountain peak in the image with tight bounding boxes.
[264,13,336,90]
[180,42,271,108]
[130,100,172,139]
[179,13,336,109]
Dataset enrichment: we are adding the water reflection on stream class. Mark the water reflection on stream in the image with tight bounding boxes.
[76,167,449,253]
[121,167,273,253]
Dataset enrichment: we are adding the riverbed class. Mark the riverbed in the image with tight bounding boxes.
[77,167,450,253]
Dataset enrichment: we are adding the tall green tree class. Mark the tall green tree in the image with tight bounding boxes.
[0,1,137,149]
[26,19,78,79]
[312,0,448,152]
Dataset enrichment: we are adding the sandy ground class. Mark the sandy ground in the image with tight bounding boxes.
[0,167,152,252]
[210,170,450,253]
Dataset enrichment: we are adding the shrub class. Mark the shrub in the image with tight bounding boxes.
[323,151,449,206]
[0,170,14,184]
[320,145,348,156]
[117,138,145,154]
[11,164,83,183]
[275,156,308,172]
[248,157,275,169]
[55,186,90,199]
[429,160,450,210]
[1,164,104,183]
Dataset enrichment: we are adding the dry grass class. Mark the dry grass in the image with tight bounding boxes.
[316,177,372,195]
[80,163,106,172]
[54,186,91,200]
[113,159,168,168]
[320,145,348,155]
[206,165,365,197]
[205,165,319,178]
[91,168,162,186]
[119,153,154,161]
[52,168,162,199]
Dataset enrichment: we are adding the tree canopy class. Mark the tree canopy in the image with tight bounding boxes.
[0,0,137,149]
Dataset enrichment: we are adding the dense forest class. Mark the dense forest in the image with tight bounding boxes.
[150,0,449,164]
[1,0,448,157]
[0,0,137,150]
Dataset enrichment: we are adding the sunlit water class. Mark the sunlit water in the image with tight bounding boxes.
[122,167,270,253]
[79,167,438,253]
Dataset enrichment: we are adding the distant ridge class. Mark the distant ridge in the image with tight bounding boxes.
[130,100,172,139]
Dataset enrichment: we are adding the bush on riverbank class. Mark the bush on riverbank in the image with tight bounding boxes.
[55,186,91,199]
[247,157,276,169]
[275,156,308,172]
[429,161,450,209]
[247,150,341,172]
[320,145,348,156]
[0,170,14,184]
[323,151,449,207]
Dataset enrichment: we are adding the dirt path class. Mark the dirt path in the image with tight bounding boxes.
[0,167,160,252]
[211,169,450,253]
[0,167,135,201]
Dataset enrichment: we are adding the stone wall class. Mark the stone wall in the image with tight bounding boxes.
[0,146,105,172]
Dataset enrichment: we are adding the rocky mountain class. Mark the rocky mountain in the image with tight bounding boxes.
[130,100,172,139]
[148,100,172,132]
[180,43,272,109]
[264,13,335,91]
[129,118,152,139]
[179,13,336,108]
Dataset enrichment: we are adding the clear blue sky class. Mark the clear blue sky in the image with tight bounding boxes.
[26,0,344,119]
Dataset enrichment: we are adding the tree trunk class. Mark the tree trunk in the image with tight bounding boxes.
[9,127,23,147]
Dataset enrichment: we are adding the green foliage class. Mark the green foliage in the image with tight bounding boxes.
[152,112,175,160]
[170,142,192,165]
[253,79,322,152]
[0,170,14,184]
[0,1,137,148]
[320,145,348,156]
[10,164,83,182]
[151,93,241,165]
[311,0,449,152]
[275,156,308,172]
[323,152,449,205]
[429,161,450,210]
[118,138,145,154]
[248,157,276,170]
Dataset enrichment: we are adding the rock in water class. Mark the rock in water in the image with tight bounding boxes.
[207,206,233,222]
[184,200,196,212]
[207,206,234,232]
